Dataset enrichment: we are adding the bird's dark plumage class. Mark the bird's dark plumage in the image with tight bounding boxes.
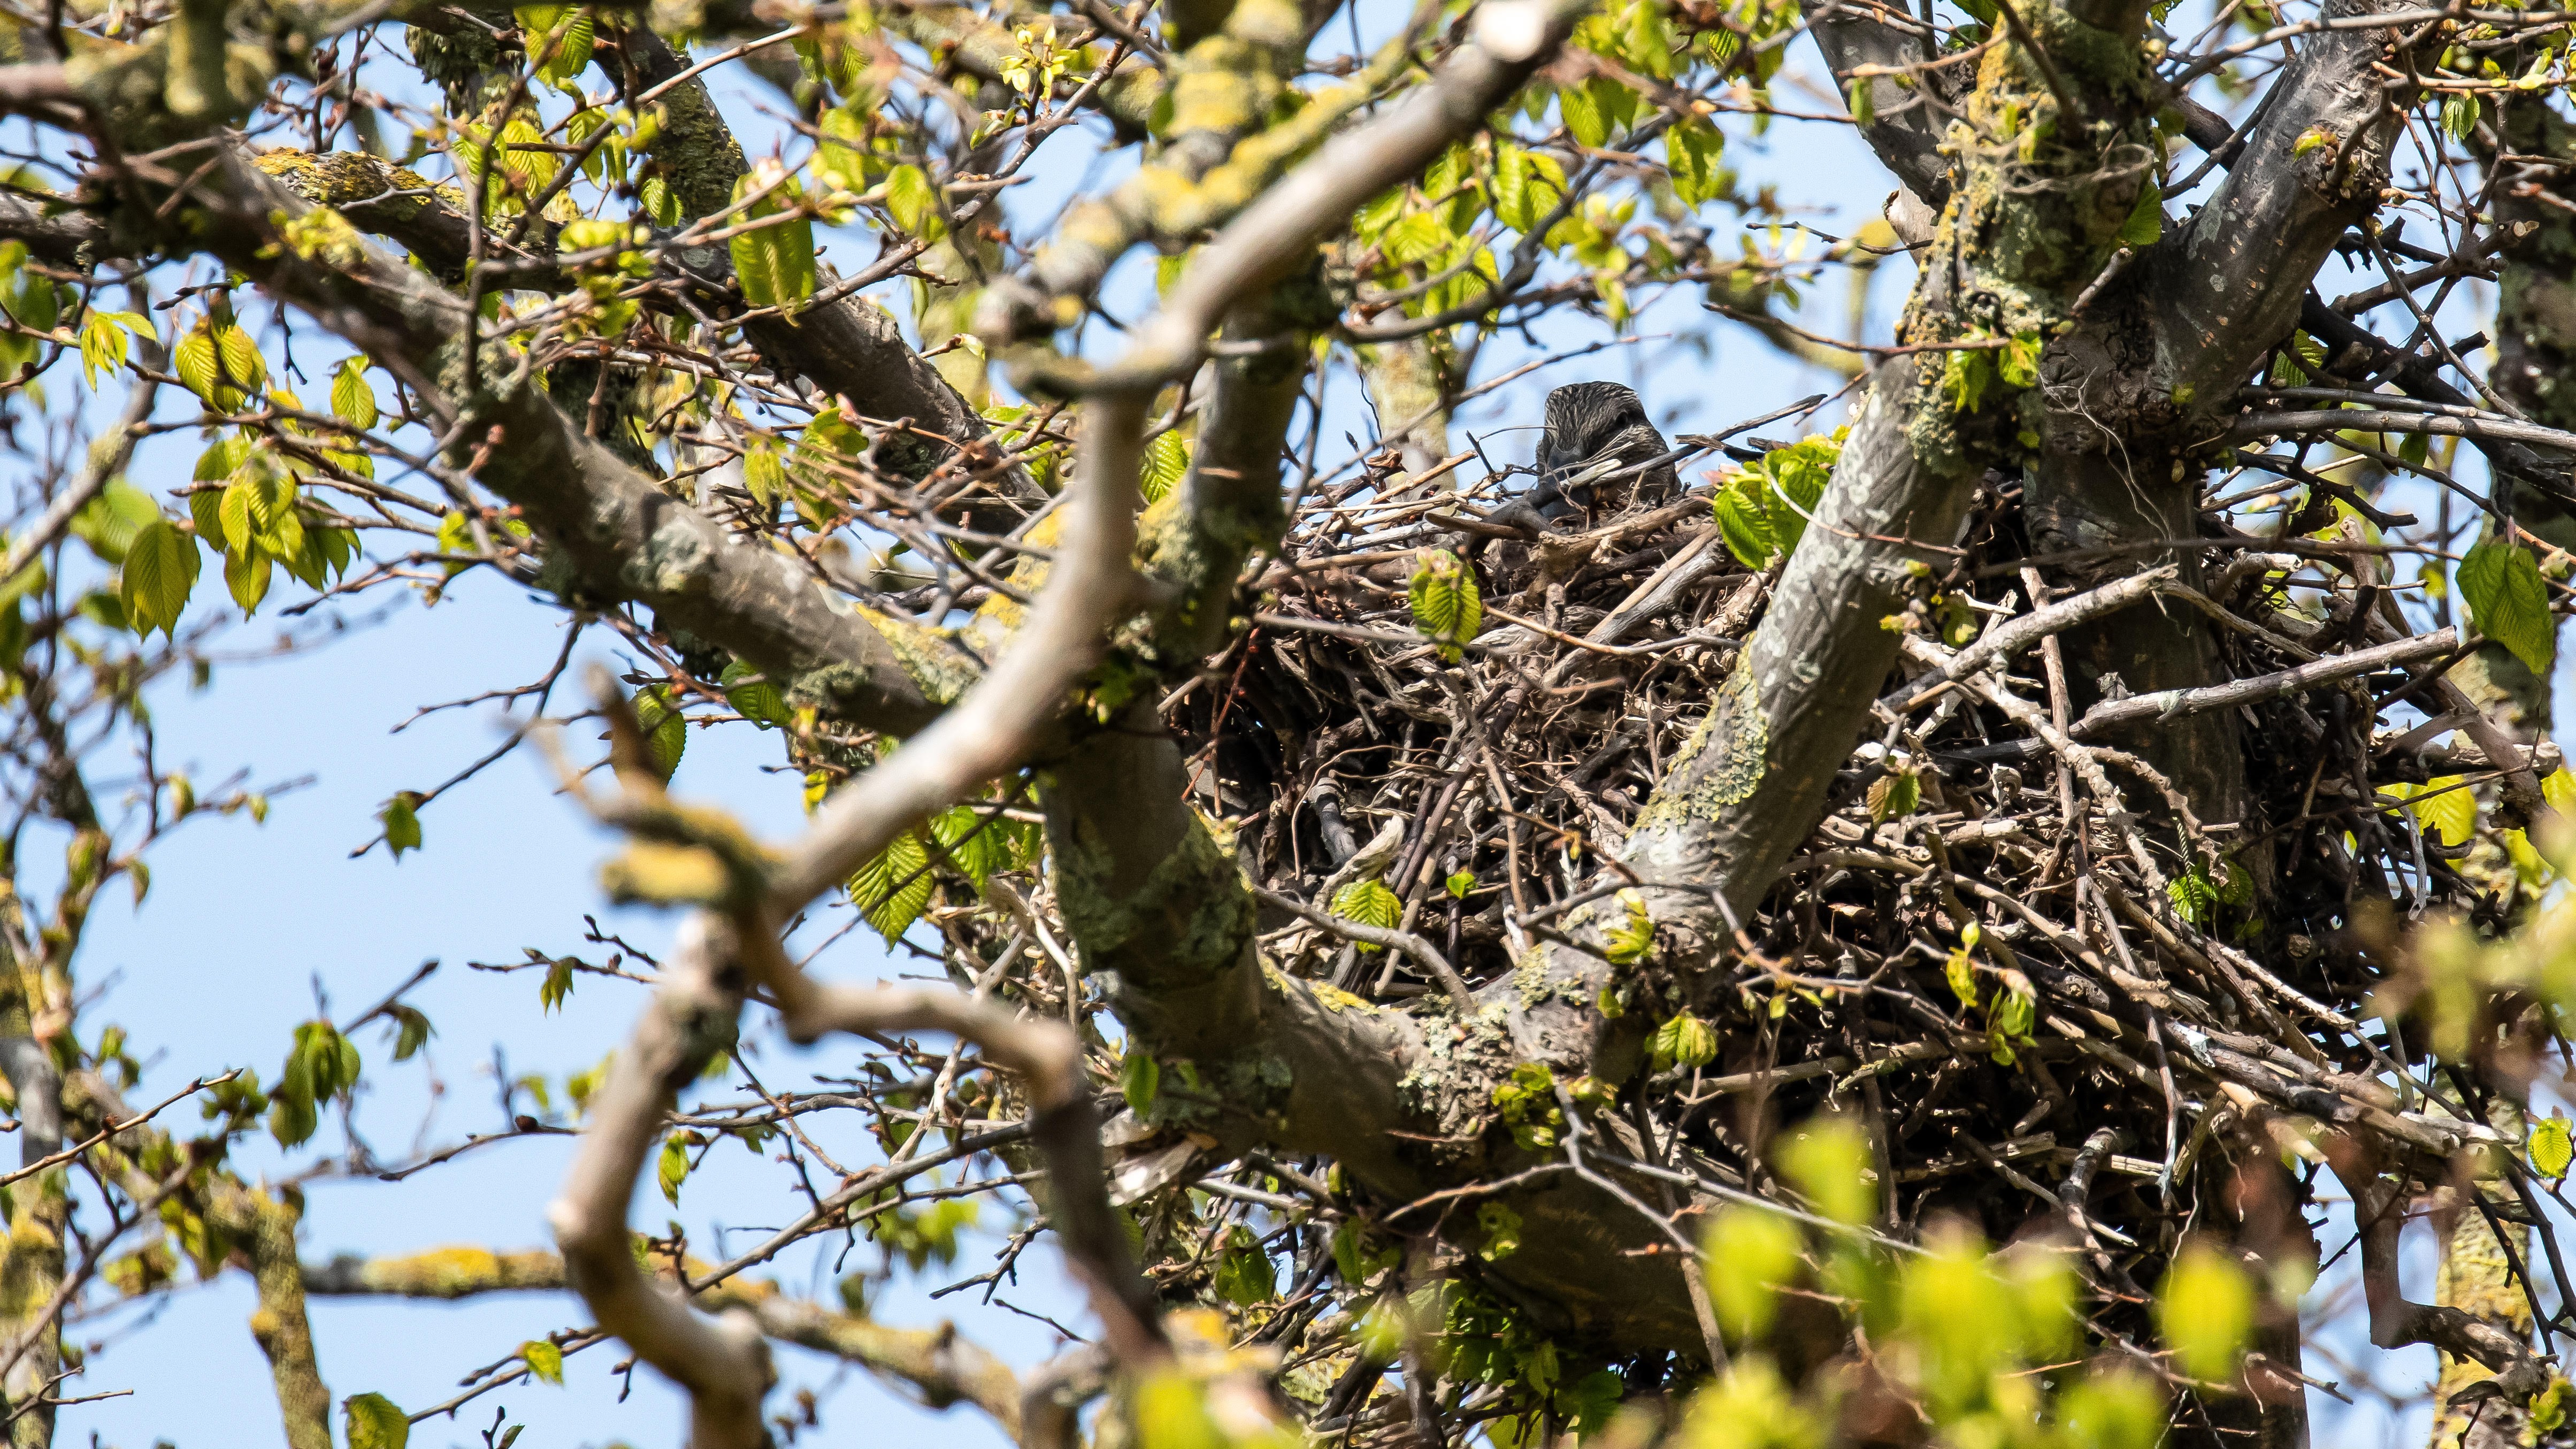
[1532,381,1675,520]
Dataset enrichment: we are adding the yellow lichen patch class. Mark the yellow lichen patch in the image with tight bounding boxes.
[354,1245,564,1298]
[1640,652,1769,826]
[1310,980,1379,1015]
[254,150,458,221]
[849,602,985,706]
[274,205,369,271]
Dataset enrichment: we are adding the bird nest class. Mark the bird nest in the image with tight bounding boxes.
[1133,378,2563,1338]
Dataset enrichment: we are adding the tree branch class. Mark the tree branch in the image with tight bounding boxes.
[302,1246,1026,1433]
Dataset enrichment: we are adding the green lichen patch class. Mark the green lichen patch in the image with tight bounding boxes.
[1639,651,1768,826]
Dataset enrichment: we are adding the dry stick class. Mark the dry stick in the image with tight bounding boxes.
[2229,407,2576,455]
[0,1070,237,1188]
[1252,886,1476,1014]
[1883,564,2180,714]
[2067,627,2463,738]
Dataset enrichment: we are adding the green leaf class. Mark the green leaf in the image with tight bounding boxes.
[1713,476,1776,568]
[71,478,160,564]
[1866,769,1919,825]
[658,1130,695,1204]
[1445,869,1475,900]
[1845,76,1874,128]
[79,311,128,387]
[1650,1011,1716,1069]
[539,955,574,1013]
[630,685,686,783]
[2412,776,2478,848]
[848,829,933,941]
[173,324,220,404]
[719,658,791,729]
[379,792,423,860]
[120,519,198,640]
[1214,1226,1277,1305]
[268,1082,318,1148]
[1601,888,1655,967]
[520,1339,564,1386]
[295,1018,362,1100]
[742,440,785,510]
[1779,1117,1875,1224]
[1140,428,1190,504]
[1330,877,1402,949]
[220,544,271,612]
[1699,1204,1803,1337]
[1945,945,1981,1009]
[388,1004,434,1062]
[2157,1241,2253,1382]
[1558,80,1607,147]
[2532,1114,2573,1181]
[2459,539,2557,677]
[1120,1050,1160,1115]
[2117,175,2165,247]
[214,322,265,394]
[342,1393,409,1449]
[1406,548,1482,661]
[1665,117,1726,208]
[331,356,378,431]
[1997,330,2044,390]
[1474,1200,1522,1262]
[884,164,945,242]
[2443,90,2481,141]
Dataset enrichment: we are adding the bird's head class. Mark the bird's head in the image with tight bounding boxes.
[1535,381,1672,517]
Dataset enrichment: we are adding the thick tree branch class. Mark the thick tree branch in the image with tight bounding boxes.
[1798,0,1957,207]
[302,1246,1025,1433]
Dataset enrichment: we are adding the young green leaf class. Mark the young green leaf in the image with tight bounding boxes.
[658,1130,695,1204]
[1699,1204,1803,1337]
[331,356,378,431]
[342,1393,409,1449]
[1120,1049,1160,1115]
[539,955,574,1013]
[1140,428,1190,504]
[120,519,199,640]
[1601,887,1655,966]
[2532,1114,2573,1180]
[884,164,946,242]
[1330,877,1402,949]
[1713,475,1777,568]
[630,685,686,783]
[2157,1242,2254,1382]
[2117,176,2165,247]
[225,545,273,614]
[379,791,424,860]
[1665,118,1726,208]
[1407,548,1483,662]
[2458,538,2557,677]
[520,1339,565,1386]
[1866,768,1919,825]
[1651,1011,1717,1069]
[848,829,934,941]
[742,440,786,510]
[719,658,791,729]
[387,1004,434,1062]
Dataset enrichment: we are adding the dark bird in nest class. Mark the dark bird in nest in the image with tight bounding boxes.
[1486,381,1676,534]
